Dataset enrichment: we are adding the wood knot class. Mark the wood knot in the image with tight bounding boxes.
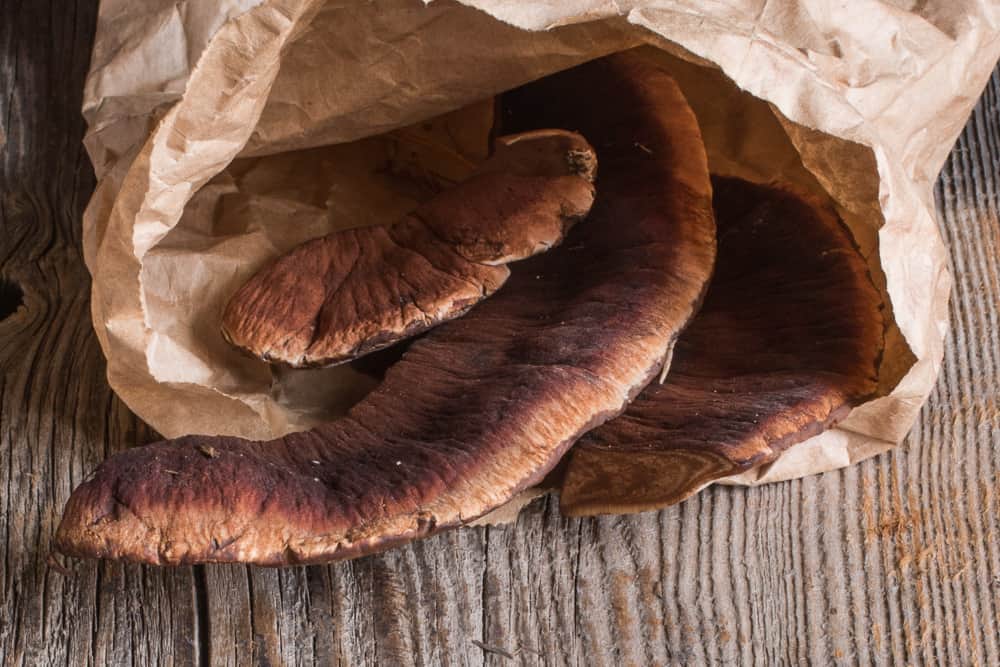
[0,278,23,322]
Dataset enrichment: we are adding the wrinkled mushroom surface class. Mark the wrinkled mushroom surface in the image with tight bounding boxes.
[221,129,597,368]
[560,176,885,516]
[55,52,715,566]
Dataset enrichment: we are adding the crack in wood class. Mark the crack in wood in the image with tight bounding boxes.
[193,566,211,667]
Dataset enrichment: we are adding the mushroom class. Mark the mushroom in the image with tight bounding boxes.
[559,176,885,516]
[55,52,716,565]
[220,130,597,368]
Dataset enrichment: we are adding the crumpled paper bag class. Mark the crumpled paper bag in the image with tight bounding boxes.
[80,0,1000,502]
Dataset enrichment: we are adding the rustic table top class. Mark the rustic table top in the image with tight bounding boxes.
[2,2,999,666]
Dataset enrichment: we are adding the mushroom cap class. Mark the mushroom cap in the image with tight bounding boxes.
[220,129,597,368]
[559,176,885,516]
[55,52,716,566]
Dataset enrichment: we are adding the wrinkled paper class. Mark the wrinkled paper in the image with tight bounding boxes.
[81,0,1000,508]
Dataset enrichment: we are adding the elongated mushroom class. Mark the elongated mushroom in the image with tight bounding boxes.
[221,130,596,368]
[559,176,885,515]
[55,52,716,565]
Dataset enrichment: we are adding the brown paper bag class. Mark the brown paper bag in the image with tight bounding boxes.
[79,0,1000,502]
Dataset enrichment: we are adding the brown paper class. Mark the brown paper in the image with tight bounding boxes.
[80,1,1000,504]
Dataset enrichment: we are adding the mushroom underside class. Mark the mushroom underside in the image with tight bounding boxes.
[559,176,885,516]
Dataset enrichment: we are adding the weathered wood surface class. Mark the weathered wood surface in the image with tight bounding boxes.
[1,1,999,664]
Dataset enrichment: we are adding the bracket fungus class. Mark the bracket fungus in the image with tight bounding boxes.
[221,130,597,368]
[559,176,885,516]
[55,52,715,565]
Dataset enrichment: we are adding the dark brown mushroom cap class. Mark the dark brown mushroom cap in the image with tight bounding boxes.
[54,52,716,566]
[559,176,885,516]
[220,129,597,368]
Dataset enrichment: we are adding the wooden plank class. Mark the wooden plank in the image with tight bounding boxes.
[0,2,202,664]
[1,0,998,663]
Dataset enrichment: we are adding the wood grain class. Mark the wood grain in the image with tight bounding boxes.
[1,0,998,663]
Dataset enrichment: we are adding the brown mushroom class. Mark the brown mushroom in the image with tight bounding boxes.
[55,52,715,565]
[559,176,885,516]
[220,130,597,368]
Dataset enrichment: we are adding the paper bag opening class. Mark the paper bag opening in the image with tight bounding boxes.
[85,0,993,493]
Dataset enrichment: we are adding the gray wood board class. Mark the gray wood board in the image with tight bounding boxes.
[1,1,997,664]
